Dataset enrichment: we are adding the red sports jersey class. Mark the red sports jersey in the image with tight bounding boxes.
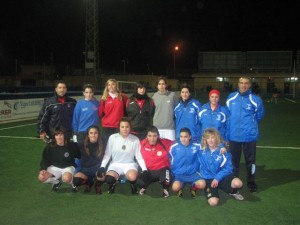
[140,138,173,171]
[98,93,128,128]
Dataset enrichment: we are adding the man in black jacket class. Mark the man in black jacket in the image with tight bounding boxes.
[37,81,77,142]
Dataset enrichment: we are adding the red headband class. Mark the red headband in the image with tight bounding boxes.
[209,89,220,97]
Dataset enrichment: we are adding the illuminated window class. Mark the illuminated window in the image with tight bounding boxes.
[216,77,228,82]
[291,77,298,82]
[216,77,223,82]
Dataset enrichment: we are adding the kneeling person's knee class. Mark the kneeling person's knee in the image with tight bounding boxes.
[105,175,117,185]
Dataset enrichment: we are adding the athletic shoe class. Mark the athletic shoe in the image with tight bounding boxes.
[190,189,196,198]
[230,192,244,200]
[95,183,102,194]
[84,184,91,192]
[130,183,138,194]
[107,184,116,194]
[52,181,62,192]
[176,189,183,197]
[72,184,78,193]
[162,189,169,198]
[247,182,257,192]
[84,181,94,193]
[139,188,146,196]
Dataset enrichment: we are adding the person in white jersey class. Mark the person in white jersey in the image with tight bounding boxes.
[96,117,147,194]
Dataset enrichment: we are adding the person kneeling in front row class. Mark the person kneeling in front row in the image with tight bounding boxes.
[38,128,80,192]
[199,128,244,206]
[96,117,148,194]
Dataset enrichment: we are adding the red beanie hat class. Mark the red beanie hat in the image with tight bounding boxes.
[209,89,220,97]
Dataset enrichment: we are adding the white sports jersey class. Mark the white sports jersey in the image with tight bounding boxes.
[101,133,147,171]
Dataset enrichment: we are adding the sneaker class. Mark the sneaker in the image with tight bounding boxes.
[95,183,102,194]
[139,188,146,196]
[71,184,78,193]
[107,184,116,194]
[84,181,94,193]
[190,189,196,198]
[162,189,169,198]
[84,184,91,192]
[230,192,244,200]
[176,189,183,197]
[52,181,62,192]
[247,182,257,192]
[130,183,138,195]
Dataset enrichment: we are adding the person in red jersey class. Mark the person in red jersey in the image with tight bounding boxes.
[98,79,128,147]
[137,126,173,198]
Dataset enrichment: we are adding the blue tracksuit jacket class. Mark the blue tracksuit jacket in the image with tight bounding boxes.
[226,89,265,142]
[174,98,201,141]
[72,99,100,133]
[198,103,229,141]
[169,142,201,176]
[198,147,233,182]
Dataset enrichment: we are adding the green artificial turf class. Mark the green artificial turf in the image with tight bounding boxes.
[0,98,299,225]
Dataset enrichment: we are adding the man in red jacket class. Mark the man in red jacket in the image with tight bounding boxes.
[137,126,173,197]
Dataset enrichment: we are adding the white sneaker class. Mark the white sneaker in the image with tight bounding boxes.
[230,192,244,201]
[139,188,146,195]
[163,189,169,198]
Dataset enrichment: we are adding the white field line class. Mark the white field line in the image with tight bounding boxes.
[0,135,39,140]
[285,98,297,103]
[0,123,36,130]
[257,145,300,150]
[1,122,299,149]
[0,134,299,150]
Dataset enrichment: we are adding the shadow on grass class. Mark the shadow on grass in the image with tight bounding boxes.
[227,163,300,203]
[255,165,300,191]
[42,164,300,204]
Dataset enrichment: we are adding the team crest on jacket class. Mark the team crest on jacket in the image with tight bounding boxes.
[216,155,222,161]
[246,104,251,110]
[191,146,197,153]
[157,151,162,156]
[64,152,70,158]
[189,108,195,114]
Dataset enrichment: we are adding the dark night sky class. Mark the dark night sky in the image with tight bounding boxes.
[0,0,299,75]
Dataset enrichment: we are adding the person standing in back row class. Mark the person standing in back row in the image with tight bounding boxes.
[226,76,265,192]
[98,79,128,147]
[198,89,229,142]
[152,76,178,141]
[126,82,154,140]
[72,84,99,145]
[174,84,201,141]
[37,81,77,142]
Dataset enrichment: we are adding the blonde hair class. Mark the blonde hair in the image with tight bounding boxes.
[201,128,222,149]
[101,79,122,100]
[239,76,251,84]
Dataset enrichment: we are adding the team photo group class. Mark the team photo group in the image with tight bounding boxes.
[37,75,265,206]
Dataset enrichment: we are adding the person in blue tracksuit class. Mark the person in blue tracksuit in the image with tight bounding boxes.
[72,84,99,144]
[199,128,244,206]
[226,77,265,192]
[174,84,201,141]
[198,89,229,142]
[169,127,205,197]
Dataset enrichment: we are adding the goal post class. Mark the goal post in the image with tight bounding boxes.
[117,81,138,93]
